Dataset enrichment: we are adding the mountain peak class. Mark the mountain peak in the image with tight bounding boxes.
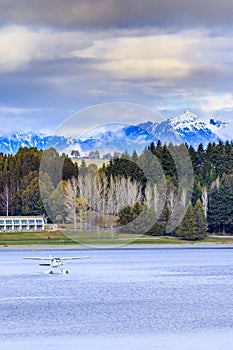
[170,110,199,125]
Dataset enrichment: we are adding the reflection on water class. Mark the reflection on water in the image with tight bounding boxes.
[0,248,233,349]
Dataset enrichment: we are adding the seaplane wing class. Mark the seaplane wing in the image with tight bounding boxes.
[23,256,89,260]
[23,257,52,260]
[60,256,90,261]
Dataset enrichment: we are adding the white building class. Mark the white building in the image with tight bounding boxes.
[0,216,45,231]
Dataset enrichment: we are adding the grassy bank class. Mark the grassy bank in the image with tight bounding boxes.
[1,230,233,246]
[0,231,75,245]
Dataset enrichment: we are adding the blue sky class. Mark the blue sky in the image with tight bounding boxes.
[1,0,233,134]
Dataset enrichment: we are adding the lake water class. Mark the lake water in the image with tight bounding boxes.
[1,248,233,349]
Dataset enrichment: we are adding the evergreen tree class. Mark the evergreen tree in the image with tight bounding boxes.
[208,174,233,233]
[62,155,79,180]
[176,203,200,240]
[39,172,55,216]
[225,141,233,174]
[22,177,45,215]
[146,203,171,236]
[160,203,171,234]
[208,179,221,233]
[194,199,207,238]
[78,158,87,177]
[217,174,233,233]
[191,180,202,206]
[117,205,134,226]
[131,150,139,163]
[148,142,156,155]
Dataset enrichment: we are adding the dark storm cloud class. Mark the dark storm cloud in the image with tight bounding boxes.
[1,0,233,29]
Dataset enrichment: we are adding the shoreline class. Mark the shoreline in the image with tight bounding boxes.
[2,242,233,250]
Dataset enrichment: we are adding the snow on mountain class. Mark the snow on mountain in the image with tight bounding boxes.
[139,111,229,148]
[138,119,182,145]
[167,111,220,147]
[208,118,230,140]
[75,125,155,155]
[170,111,204,131]
[0,111,231,155]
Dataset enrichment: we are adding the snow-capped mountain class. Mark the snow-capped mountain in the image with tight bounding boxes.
[139,111,229,148]
[0,111,230,155]
[168,111,226,146]
[0,133,73,155]
[71,125,155,155]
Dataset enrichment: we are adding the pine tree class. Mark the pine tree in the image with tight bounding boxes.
[176,203,200,240]
[208,174,233,233]
[117,205,134,226]
[208,179,221,233]
[194,199,207,238]
[191,180,202,206]
[218,174,233,233]
[22,177,45,215]
[131,150,139,163]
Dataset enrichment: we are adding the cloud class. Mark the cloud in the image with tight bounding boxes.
[0,106,41,115]
[55,102,164,137]
[0,24,233,130]
[1,0,233,30]
[0,26,223,85]
[75,32,201,82]
[0,105,55,135]
[0,26,96,73]
[198,93,233,113]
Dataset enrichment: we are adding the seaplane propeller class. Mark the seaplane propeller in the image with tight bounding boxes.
[23,255,89,274]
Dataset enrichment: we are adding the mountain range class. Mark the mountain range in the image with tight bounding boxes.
[0,111,231,156]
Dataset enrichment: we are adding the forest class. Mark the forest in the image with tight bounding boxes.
[0,140,233,240]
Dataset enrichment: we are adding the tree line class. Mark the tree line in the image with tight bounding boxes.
[0,140,233,239]
[110,140,233,238]
[0,147,78,217]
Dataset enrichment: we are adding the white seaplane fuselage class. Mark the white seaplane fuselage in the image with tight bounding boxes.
[47,257,68,274]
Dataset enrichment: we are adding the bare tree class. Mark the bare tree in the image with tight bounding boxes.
[181,187,187,208]
[201,187,208,217]
[94,175,102,236]
[77,171,141,237]
[64,177,78,229]
[166,180,177,214]
[145,183,154,207]
[77,172,87,230]
[0,184,12,216]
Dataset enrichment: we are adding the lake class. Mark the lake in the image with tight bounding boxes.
[1,248,233,349]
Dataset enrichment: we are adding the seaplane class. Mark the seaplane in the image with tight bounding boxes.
[23,255,89,274]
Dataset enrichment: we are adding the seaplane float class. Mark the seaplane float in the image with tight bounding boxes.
[23,255,89,274]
